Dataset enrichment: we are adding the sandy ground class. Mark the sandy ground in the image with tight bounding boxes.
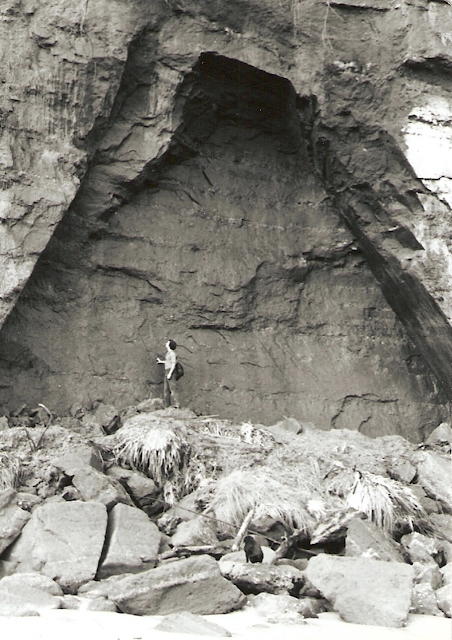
[1,608,450,640]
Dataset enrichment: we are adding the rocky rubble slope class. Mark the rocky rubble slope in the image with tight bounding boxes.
[0,0,451,440]
[0,402,450,625]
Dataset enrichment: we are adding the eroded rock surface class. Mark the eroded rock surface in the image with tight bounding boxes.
[0,0,450,440]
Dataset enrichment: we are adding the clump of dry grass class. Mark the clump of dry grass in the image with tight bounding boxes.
[113,414,208,503]
[326,463,428,532]
[0,453,21,489]
[206,468,316,534]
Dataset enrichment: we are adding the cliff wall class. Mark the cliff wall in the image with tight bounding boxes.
[0,0,451,440]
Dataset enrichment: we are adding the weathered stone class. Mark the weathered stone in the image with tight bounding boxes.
[171,516,219,547]
[0,416,8,430]
[386,456,417,484]
[0,488,31,555]
[15,492,43,511]
[105,466,158,506]
[0,581,62,615]
[426,423,452,444]
[401,532,443,565]
[413,562,442,590]
[219,559,304,596]
[71,466,134,509]
[155,611,232,636]
[440,563,451,586]
[247,592,306,624]
[2,501,107,593]
[51,448,103,474]
[429,514,452,543]
[414,451,452,512]
[97,503,161,578]
[61,595,118,612]
[411,583,444,617]
[79,555,246,615]
[0,572,63,596]
[305,554,414,627]
[94,403,120,434]
[345,516,404,562]
[435,584,452,617]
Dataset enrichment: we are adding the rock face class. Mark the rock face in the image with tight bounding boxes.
[1,501,107,593]
[0,0,451,440]
[305,554,414,627]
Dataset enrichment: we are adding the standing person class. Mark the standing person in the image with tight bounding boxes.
[157,339,180,408]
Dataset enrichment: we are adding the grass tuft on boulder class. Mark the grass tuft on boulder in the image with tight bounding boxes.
[113,414,206,503]
[206,468,315,533]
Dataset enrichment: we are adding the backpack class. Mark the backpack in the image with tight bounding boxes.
[173,361,184,381]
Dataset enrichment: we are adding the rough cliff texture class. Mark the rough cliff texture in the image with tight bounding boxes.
[0,0,451,440]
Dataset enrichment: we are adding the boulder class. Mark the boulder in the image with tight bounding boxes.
[79,554,246,615]
[155,611,232,636]
[61,595,118,611]
[435,584,451,617]
[426,423,452,445]
[413,562,442,590]
[51,447,103,474]
[170,516,219,547]
[106,465,157,505]
[400,532,443,565]
[2,501,107,593]
[219,559,304,596]
[345,516,405,562]
[0,581,62,615]
[71,466,134,509]
[94,403,120,434]
[305,554,414,627]
[411,583,444,617]
[414,451,452,512]
[247,592,306,624]
[0,416,8,430]
[97,503,161,578]
[386,457,417,484]
[0,572,63,596]
[248,592,329,622]
[0,488,31,555]
[429,514,452,543]
[440,563,451,586]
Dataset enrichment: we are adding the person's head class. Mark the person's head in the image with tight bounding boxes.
[166,339,177,351]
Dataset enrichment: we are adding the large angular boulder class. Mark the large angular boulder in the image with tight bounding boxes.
[51,448,103,474]
[0,488,31,555]
[345,516,405,562]
[414,451,452,512]
[1,501,107,593]
[106,465,157,506]
[0,580,62,616]
[400,532,443,565]
[411,582,444,617]
[71,466,134,510]
[170,516,219,547]
[97,503,161,578]
[305,554,414,627]
[219,559,304,595]
[79,554,246,615]
[0,572,63,596]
